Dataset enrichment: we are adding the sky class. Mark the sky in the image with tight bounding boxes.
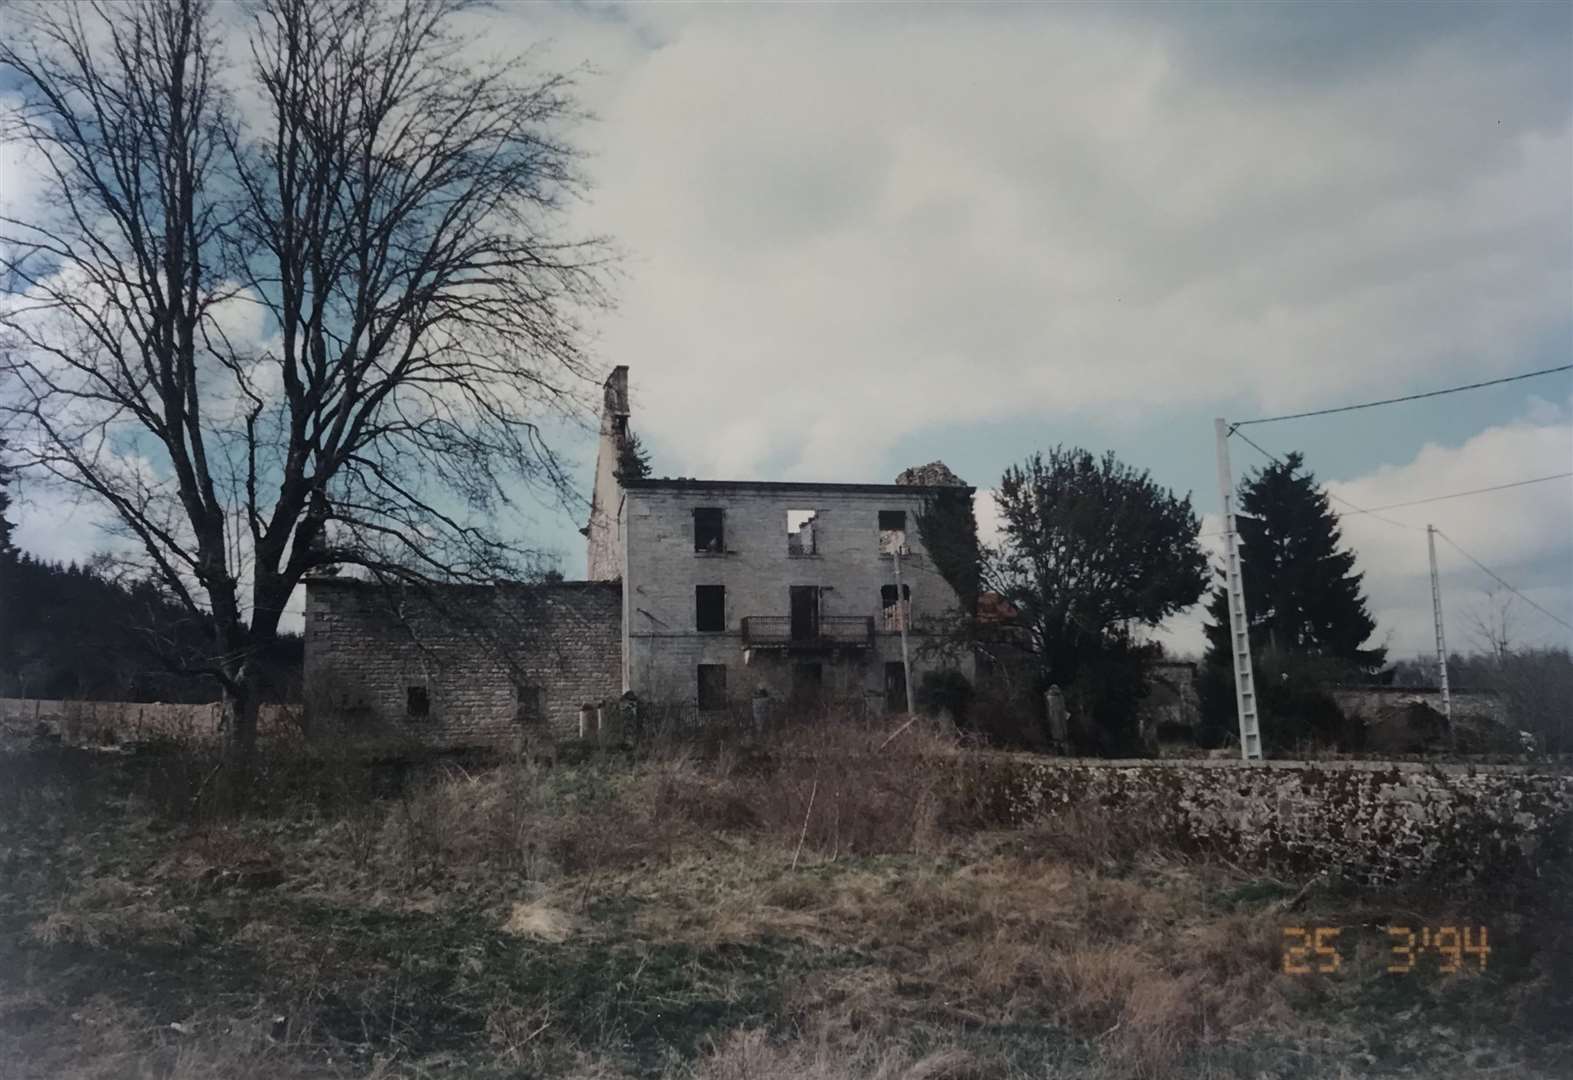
[4,1,1571,661]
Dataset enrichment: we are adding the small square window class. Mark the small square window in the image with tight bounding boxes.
[878,510,907,555]
[515,685,543,725]
[406,686,430,718]
[696,584,726,632]
[694,507,725,553]
[697,664,728,711]
[787,509,817,555]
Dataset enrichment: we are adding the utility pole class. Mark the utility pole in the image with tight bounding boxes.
[1214,419,1263,760]
[1426,524,1452,727]
[892,545,917,717]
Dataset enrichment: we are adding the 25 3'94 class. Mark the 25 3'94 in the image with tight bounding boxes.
[1281,926,1490,975]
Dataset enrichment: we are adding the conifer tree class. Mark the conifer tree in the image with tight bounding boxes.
[1200,452,1385,747]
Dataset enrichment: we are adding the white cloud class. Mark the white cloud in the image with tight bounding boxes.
[1326,405,1573,656]
[983,404,1573,660]
[550,6,1571,479]
[5,4,1570,652]
[1158,404,1573,659]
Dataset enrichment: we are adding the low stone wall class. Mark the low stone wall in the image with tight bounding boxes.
[968,755,1573,884]
[0,697,301,745]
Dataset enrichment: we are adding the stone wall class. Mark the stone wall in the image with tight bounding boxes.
[967,754,1573,884]
[1329,686,1500,721]
[0,698,299,744]
[621,481,973,710]
[304,578,622,743]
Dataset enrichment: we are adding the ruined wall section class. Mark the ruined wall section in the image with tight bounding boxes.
[622,482,973,709]
[304,578,621,743]
[968,755,1573,884]
[585,365,630,581]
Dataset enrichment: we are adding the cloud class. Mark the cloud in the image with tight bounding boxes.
[5,3,1570,650]
[553,4,1571,480]
[1325,404,1573,656]
[1156,403,1573,659]
[980,401,1573,660]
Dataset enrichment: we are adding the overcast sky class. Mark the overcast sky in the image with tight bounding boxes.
[5,1,1571,660]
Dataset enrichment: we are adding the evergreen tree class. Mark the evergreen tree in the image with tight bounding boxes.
[1200,452,1385,748]
[615,431,653,482]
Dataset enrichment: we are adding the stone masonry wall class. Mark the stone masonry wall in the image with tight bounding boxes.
[621,482,973,710]
[0,698,298,745]
[304,578,622,744]
[966,755,1573,883]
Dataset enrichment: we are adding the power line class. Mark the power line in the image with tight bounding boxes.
[1432,529,1573,635]
[1230,364,1573,428]
[1198,471,1573,539]
[1341,472,1571,514]
[1229,429,1421,532]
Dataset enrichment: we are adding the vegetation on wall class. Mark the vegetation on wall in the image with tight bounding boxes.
[915,486,981,614]
[615,431,653,482]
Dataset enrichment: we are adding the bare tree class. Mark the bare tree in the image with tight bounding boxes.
[0,0,609,759]
[1467,587,1517,661]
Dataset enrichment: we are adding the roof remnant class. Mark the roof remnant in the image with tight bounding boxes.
[895,461,968,487]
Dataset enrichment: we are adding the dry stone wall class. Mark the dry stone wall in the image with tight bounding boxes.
[967,755,1573,884]
[0,698,299,744]
[304,578,622,743]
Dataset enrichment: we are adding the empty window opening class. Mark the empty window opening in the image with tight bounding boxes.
[697,664,728,711]
[878,510,907,555]
[792,661,824,702]
[884,662,909,714]
[881,584,912,630]
[696,584,726,632]
[789,585,821,642]
[514,685,543,725]
[694,507,725,553]
[406,685,430,718]
[787,509,817,555]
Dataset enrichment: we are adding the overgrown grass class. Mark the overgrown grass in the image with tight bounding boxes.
[1,716,1569,1079]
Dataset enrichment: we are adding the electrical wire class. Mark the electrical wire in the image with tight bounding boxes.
[1199,472,1573,537]
[1228,429,1421,532]
[1229,364,1573,428]
[1432,529,1573,634]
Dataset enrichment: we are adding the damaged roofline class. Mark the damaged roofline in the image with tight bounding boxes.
[302,576,620,592]
[621,478,977,497]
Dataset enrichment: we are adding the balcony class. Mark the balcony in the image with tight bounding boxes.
[740,615,875,651]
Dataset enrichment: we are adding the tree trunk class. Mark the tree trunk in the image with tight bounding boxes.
[222,664,259,763]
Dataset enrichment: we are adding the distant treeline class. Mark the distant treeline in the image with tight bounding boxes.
[0,554,302,704]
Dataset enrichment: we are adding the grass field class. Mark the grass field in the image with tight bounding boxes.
[1,720,1569,1079]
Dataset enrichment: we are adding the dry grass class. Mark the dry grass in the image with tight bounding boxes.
[3,717,1570,1080]
[682,1028,999,1080]
[30,878,192,948]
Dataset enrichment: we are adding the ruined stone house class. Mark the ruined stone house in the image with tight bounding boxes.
[304,367,975,742]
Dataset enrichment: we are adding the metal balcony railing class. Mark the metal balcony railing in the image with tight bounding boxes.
[740,615,875,650]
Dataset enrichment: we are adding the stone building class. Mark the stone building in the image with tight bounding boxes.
[303,578,622,742]
[304,366,975,741]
